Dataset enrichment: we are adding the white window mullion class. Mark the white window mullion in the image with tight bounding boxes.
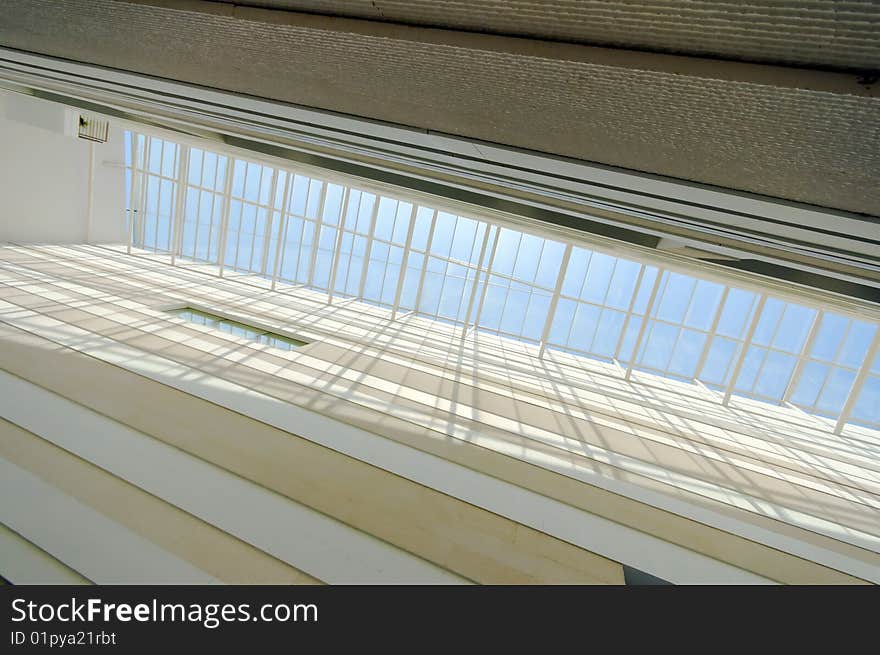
[137,137,150,249]
[744,309,786,399]
[307,181,328,288]
[470,223,501,331]
[462,223,494,330]
[357,196,381,300]
[189,151,207,262]
[782,309,823,402]
[215,158,235,278]
[203,158,220,263]
[613,264,647,361]
[412,209,439,316]
[391,203,419,320]
[833,327,880,434]
[722,294,768,405]
[152,140,165,251]
[624,268,665,381]
[327,187,352,302]
[231,200,244,274]
[126,133,140,256]
[270,171,293,291]
[244,167,265,272]
[694,286,729,381]
[260,169,280,276]
[170,146,189,267]
[658,278,702,374]
[538,243,572,359]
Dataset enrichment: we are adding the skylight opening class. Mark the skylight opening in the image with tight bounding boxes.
[167,307,307,351]
[124,130,880,435]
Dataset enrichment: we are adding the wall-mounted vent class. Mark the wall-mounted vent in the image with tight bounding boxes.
[77,114,110,143]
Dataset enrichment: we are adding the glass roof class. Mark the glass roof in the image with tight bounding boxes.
[123,131,880,434]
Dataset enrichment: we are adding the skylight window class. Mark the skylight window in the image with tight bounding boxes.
[167,307,307,351]
[788,313,878,416]
[126,134,181,255]
[125,130,880,434]
[550,249,654,362]
[181,147,228,263]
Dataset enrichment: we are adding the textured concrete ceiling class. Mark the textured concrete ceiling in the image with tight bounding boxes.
[221,0,880,70]
[1,0,879,216]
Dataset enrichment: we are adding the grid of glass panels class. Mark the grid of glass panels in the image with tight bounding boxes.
[408,211,492,323]
[787,313,878,417]
[125,133,180,254]
[224,160,276,274]
[276,174,329,285]
[547,248,656,361]
[727,298,819,402]
[632,271,731,380]
[692,287,763,388]
[480,229,564,342]
[327,187,376,296]
[179,147,228,264]
[122,130,880,433]
[359,196,414,307]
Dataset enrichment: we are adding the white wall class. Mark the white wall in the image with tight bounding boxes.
[90,121,127,243]
[0,92,125,244]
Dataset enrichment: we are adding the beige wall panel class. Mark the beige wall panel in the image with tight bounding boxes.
[19,244,878,460]
[22,254,878,486]
[288,342,880,519]
[25,299,880,541]
[2,245,878,583]
[0,419,319,584]
[5,282,877,555]
[5,246,879,498]
[1,368,466,584]
[0,456,222,584]
[0,320,868,584]
[0,330,625,584]
[0,523,91,584]
[10,264,880,520]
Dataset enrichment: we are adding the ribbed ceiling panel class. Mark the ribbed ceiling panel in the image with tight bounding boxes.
[1,0,879,215]
[228,0,880,70]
